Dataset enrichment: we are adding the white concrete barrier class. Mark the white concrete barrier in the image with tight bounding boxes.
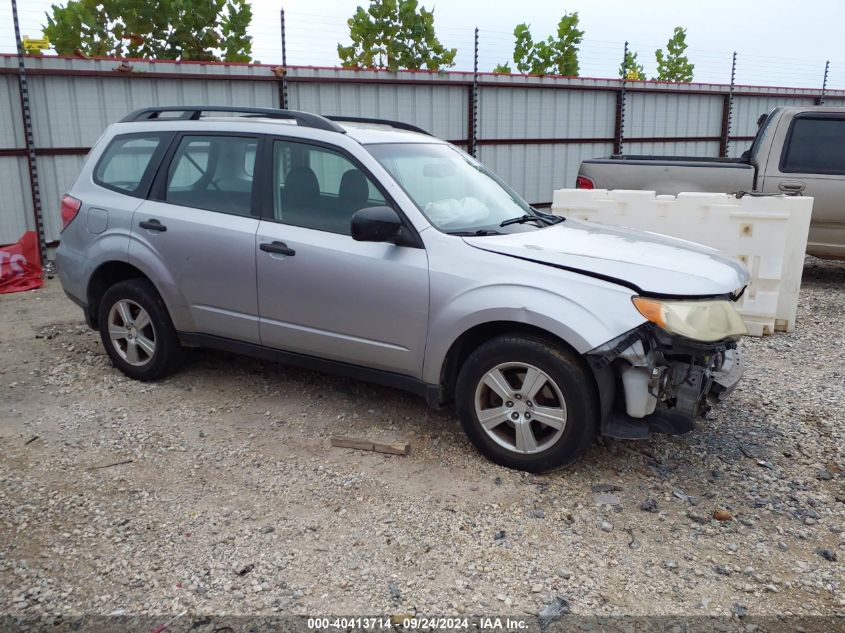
[551,189,813,336]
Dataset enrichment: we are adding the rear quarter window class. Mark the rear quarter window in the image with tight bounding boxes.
[780,117,845,175]
[93,133,170,196]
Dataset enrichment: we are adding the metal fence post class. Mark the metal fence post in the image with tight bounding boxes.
[614,41,628,155]
[819,60,829,105]
[720,52,737,157]
[11,0,46,262]
[469,27,479,158]
[279,8,289,109]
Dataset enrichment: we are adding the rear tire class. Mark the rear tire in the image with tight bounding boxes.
[98,279,182,381]
[455,335,597,472]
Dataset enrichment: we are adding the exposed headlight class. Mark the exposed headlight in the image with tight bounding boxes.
[632,296,747,343]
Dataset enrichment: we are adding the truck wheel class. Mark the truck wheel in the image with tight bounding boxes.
[455,335,597,472]
[98,279,182,381]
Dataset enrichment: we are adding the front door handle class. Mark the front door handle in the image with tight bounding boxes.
[778,181,805,193]
[139,219,167,232]
[260,241,296,256]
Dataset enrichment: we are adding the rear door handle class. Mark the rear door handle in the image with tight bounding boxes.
[139,219,167,232]
[778,181,805,193]
[260,241,296,256]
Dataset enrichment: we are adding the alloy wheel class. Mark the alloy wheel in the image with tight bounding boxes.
[474,362,567,454]
[107,299,156,367]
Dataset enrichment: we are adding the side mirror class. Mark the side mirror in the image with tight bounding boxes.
[351,206,403,243]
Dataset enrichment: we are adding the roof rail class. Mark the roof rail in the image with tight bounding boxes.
[324,115,432,136]
[120,106,346,133]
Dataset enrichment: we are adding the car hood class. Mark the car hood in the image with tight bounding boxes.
[463,219,750,297]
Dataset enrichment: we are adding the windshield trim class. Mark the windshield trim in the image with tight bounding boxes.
[363,141,540,236]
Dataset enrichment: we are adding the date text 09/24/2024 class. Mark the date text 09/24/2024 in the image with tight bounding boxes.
[306,617,529,630]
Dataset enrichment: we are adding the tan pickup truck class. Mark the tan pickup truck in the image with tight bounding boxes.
[576,106,845,259]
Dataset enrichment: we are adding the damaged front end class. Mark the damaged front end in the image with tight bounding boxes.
[587,320,745,441]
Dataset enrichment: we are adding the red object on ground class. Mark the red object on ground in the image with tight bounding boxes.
[0,231,43,294]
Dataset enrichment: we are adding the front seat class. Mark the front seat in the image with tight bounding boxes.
[282,166,320,223]
[338,169,369,211]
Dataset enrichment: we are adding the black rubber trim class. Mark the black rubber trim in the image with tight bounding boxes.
[602,409,696,440]
[63,290,96,328]
[591,363,617,436]
[62,288,86,309]
[586,325,649,371]
[178,332,434,401]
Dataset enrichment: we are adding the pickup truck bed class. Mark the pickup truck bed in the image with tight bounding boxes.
[579,155,756,196]
[577,106,845,259]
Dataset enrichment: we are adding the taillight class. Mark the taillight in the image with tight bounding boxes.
[575,175,595,190]
[60,195,82,230]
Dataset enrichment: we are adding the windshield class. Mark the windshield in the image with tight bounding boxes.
[366,142,545,234]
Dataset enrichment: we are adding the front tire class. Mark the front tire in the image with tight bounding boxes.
[98,279,182,381]
[455,335,597,472]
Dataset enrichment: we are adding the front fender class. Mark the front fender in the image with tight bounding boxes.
[422,282,644,385]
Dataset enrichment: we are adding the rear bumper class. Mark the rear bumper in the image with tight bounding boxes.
[55,246,96,328]
[62,288,95,328]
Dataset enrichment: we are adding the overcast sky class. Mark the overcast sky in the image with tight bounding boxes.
[2,0,844,88]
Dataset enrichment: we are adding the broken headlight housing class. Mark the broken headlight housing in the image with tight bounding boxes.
[631,296,747,343]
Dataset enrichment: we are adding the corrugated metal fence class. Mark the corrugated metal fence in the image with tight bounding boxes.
[2,54,845,247]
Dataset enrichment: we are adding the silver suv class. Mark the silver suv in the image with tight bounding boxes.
[56,106,749,472]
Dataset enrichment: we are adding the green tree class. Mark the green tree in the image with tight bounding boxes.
[494,13,584,76]
[619,50,645,80]
[654,27,694,82]
[43,0,253,61]
[338,0,456,71]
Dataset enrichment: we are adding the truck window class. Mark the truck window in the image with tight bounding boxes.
[781,117,845,175]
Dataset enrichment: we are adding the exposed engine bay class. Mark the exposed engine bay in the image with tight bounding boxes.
[587,323,744,439]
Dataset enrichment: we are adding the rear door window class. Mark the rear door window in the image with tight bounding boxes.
[94,133,169,196]
[164,135,259,216]
[781,117,845,175]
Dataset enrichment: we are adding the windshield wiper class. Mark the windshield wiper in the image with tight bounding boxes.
[499,213,563,227]
[446,229,502,236]
[533,209,565,224]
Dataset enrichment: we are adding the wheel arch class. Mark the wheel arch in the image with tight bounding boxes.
[432,320,597,408]
[86,261,172,329]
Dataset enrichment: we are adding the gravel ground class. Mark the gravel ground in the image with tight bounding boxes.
[1,258,843,622]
